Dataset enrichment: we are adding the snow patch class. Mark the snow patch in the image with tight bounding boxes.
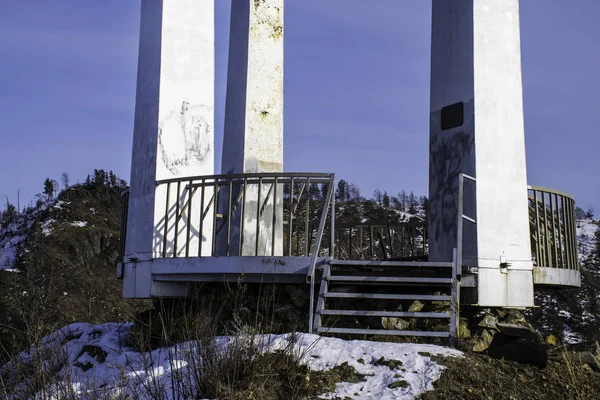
[70,221,88,228]
[1,323,462,400]
[576,218,598,259]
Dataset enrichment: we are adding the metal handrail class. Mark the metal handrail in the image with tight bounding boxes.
[118,189,130,263]
[456,173,476,274]
[156,172,332,185]
[308,173,335,334]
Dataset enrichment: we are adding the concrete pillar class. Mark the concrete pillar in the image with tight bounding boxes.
[123,0,214,298]
[429,0,534,307]
[219,0,284,256]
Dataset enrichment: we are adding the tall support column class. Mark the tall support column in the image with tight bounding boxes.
[429,0,534,307]
[123,0,214,298]
[220,0,284,256]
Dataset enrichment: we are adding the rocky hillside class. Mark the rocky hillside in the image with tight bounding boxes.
[526,217,600,345]
[0,170,147,362]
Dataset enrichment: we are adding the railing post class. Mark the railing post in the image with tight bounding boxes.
[173,181,181,257]
[450,247,459,347]
[308,174,335,334]
[330,174,335,258]
[456,174,465,274]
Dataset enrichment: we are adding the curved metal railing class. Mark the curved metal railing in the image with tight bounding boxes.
[528,186,579,285]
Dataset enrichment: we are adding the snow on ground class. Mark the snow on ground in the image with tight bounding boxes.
[0,234,24,270]
[576,218,598,260]
[70,221,88,228]
[41,218,55,236]
[2,323,462,400]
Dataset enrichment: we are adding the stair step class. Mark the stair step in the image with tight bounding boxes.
[329,260,453,268]
[323,293,451,301]
[316,327,450,338]
[321,310,450,318]
[327,276,452,284]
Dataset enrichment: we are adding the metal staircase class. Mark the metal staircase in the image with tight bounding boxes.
[312,252,460,345]
[302,173,473,346]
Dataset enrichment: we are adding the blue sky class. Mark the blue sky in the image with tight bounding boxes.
[0,1,598,214]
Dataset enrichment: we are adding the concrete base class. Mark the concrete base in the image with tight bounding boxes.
[120,256,327,298]
[533,267,581,287]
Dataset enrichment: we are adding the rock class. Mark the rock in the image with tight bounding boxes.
[593,341,600,359]
[496,323,538,342]
[478,315,498,330]
[576,351,600,372]
[487,336,549,368]
[284,285,309,309]
[382,317,410,331]
[545,335,558,346]
[431,292,450,311]
[473,329,495,352]
[504,310,526,325]
[458,318,471,339]
[75,344,108,364]
[408,300,424,312]
[536,332,544,343]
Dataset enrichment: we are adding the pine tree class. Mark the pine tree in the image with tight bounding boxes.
[419,196,430,222]
[398,190,408,212]
[382,191,390,208]
[309,182,320,200]
[593,223,600,263]
[43,178,55,199]
[336,180,348,202]
[408,191,418,215]
[61,172,70,189]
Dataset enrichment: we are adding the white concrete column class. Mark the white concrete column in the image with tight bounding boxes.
[123,0,214,298]
[429,0,533,307]
[220,0,284,256]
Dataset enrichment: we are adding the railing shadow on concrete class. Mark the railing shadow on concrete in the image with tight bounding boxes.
[151,172,336,259]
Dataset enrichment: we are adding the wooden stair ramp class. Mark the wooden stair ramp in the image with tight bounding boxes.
[313,259,459,346]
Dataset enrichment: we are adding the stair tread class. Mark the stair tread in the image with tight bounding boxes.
[323,293,451,301]
[329,260,453,268]
[316,327,450,338]
[320,310,450,318]
[327,276,452,284]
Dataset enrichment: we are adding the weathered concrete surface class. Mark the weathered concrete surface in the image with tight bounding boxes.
[220,0,284,256]
[533,266,581,287]
[429,0,534,307]
[123,0,215,298]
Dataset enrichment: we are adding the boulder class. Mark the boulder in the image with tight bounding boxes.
[408,300,424,312]
[576,351,600,372]
[458,318,471,339]
[478,315,498,330]
[382,317,410,331]
[496,323,538,342]
[473,329,495,352]
[503,309,526,325]
[487,335,549,368]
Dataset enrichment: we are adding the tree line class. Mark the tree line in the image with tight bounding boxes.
[1,169,126,229]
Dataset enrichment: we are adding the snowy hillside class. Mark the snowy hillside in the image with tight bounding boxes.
[0,199,55,271]
[577,218,599,259]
